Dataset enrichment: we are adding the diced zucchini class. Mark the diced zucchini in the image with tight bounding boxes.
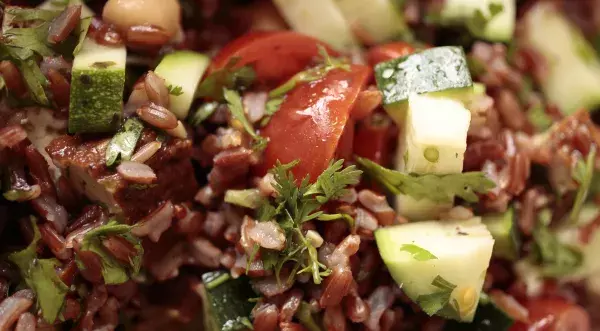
[154,51,210,119]
[444,293,514,331]
[375,218,494,322]
[482,207,520,260]
[521,2,600,115]
[375,46,473,124]
[200,271,256,331]
[272,0,359,52]
[69,38,126,133]
[432,0,515,42]
[334,0,408,44]
[394,94,471,221]
[38,0,95,17]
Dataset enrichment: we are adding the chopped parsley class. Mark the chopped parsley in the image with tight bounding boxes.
[532,223,583,277]
[417,275,458,316]
[73,16,91,55]
[257,159,361,285]
[196,57,255,101]
[400,244,438,261]
[296,301,323,331]
[567,146,597,225]
[167,84,184,96]
[8,217,69,323]
[224,189,264,209]
[189,102,219,126]
[77,220,144,285]
[223,88,268,151]
[105,118,144,167]
[357,157,496,203]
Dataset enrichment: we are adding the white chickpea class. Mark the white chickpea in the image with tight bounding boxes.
[102,0,182,39]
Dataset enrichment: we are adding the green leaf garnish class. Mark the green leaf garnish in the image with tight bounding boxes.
[8,217,69,323]
[196,57,255,101]
[17,58,50,106]
[356,157,496,203]
[73,16,91,55]
[77,219,144,285]
[223,88,269,151]
[257,159,361,285]
[466,2,505,33]
[567,146,597,225]
[268,46,350,99]
[167,84,184,96]
[189,102,218,126]
[532,223,583,277]
[296,301,323,331]
[400,244,438,261]
[105,118,144,167]
[527,103,553,132]
[417,275,457,316]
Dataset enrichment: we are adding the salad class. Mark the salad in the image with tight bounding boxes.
[0,0,598,330]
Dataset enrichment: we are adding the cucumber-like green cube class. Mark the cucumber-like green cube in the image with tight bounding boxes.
[69,38,126,133]
[38,0,94,17]
[154,51,210,120]
[374,46,473,124]
[483,208,520,260]
[334,0,408,44]
[375,218,494,322]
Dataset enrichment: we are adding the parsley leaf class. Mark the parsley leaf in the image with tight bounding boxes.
[567,146,597,225]
[357,157,496,203]
[8,217,69,323]
[189,102,218,126]
[257,159,359,284]
[196,57,255,101]
[73,16,91,55]
[296,301,323,331]
[223,88,268,151]
[400,244,438,261]
[269,46,350,99]
[260,96,285,127]
[224,189,265,209]
[105,118,144,166]
[532,224,583,277]
[167,84,184,96]
[18,58,49,105]
[417,275,457,316]
[77,219,143,284]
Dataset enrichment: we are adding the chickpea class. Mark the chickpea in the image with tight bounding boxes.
[102,0,181,39]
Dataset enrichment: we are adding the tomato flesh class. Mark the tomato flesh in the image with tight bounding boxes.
[510,299,590,331]
[208,31,339,86]
[258,65,371,181]
[367,41,417,67]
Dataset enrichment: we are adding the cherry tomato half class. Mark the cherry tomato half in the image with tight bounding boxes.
[208,31,339,86]
[510,299,590,331]
[353,112,395,166]
[257,65,371,181]
[367,41,417,67]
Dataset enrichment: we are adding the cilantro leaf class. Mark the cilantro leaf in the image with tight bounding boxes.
[357,157,496,203]
[73,16,91,55]
[196,57,255,101]
[77,219,143,284]
[105,118,144,166]
[400,244,438,261]
[167,84,184,96]
[567,146,597,225]
[269,46,350,98]
[223,88,268,151]
[4,7,60,24]
[532,224,583,277]
[18,58,50,105]
[417,275,457,316]
[305,159,362,203]
[189,102,218,126]
[260,96,285,127]
[8,217,69,323]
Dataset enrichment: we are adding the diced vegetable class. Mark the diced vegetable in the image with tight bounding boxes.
[394,94,472,220]
[69,38,126,133]
[444,293,514,331]
[375,218,494,321]
[154,51,210,119]
[521,2,600,115]
[272,0,359,52]
[483,207,520,260]
[375,46,473,124]
[200,271,256,331]
[432,0,515,42]
[334,0,408,44]
[38,0,95,18]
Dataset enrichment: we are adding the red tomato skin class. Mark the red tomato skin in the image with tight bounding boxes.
[208,31,339,86]
[353,114,394,166]
[510,299,590,331]
[257,65,371,182]
[367,42,417,67]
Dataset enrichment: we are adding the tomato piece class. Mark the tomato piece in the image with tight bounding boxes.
[257,65,371,181]
[510,299,590,331]
[367,42,417,67]
[208,31,339,86]
[353,113,395,166]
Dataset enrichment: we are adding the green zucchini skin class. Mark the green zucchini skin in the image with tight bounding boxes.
[201,271,256,331]
[444,295,515,331]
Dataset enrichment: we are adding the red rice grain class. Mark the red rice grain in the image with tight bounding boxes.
[0,289,34,331]
[252,303,279,331]
[48,5,82,44]
[117,161,157,184]
[14,312,36,331]
[132,201,174,242]
[136,103,178,130]
[0,61,27,97]
[126,25,171,48]
[144,71,170,108]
